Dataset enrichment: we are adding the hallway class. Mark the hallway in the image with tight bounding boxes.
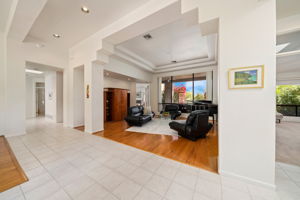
[0,118,299,200]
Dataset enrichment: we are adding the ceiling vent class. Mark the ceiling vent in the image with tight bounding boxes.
[143,34,152,40]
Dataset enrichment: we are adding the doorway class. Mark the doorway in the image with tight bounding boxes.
[35,82,45,117]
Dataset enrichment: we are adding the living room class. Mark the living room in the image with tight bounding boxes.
[2,0,300,199]
[71,12,219,172]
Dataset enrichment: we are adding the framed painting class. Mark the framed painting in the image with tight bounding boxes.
[228,65,264,89]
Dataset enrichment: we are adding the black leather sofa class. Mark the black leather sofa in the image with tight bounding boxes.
[169,110,212,141]
[161,104,181,120]
[125,106,152,126]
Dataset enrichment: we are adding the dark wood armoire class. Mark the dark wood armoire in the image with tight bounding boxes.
[104,88,130,122]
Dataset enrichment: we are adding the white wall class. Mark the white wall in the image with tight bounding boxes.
[104,76,132,90]
[215,0,276,187]
[130,83,137,107]
[26,76,35,118]
[45,71,63,123]
[25,76,44,118]
[56,72,63,123]
[45,72,56,120]
[2,37,67,136]
[73,67,84,127]
[104,57,153,83]
[0,31,5,134]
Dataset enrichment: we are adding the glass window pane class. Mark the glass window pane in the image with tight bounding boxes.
[194,73,206,101]
[172,74,193,104]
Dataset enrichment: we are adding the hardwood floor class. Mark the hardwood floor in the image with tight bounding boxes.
[0,136,28,192]
[75,120,218,173]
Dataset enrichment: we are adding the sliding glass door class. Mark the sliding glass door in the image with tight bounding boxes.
[161,72,208,104]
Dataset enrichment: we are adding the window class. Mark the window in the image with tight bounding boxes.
[161,77,172,103]
[172,74,193,104]
[194,73,206,101]
[160,73,208,104]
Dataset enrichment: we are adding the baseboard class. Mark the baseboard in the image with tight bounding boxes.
[73,123,84,128]
[45,114,53,119]
[87,128,104,134]
[219,170,276,190]
[5,131,26,137]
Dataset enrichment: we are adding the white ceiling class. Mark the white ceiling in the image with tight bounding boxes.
[118,19,208,66]
[24,0,150,49]
[26,61,63,72]
[0,0,13,32]
[277,0,300,19]
[277,54,300,73]
[277,30,300,53]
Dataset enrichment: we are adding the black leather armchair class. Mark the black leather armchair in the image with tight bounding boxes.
[161,104,181,120]
[169,110,212,141]
[194,102,218,124]
[125,106,152,126]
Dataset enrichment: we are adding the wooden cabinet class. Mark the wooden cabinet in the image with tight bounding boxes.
[104,88,129,122]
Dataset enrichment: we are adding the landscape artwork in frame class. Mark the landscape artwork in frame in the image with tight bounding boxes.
[228,65,264,89]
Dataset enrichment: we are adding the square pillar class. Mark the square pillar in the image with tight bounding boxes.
[218,0,276,187]
[206,71,213,101]
[84,62,104,133]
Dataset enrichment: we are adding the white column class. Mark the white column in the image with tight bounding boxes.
[0,32,5,133]
[157,77,162,112]
[206,71,213,101]
[5,39,26,136]
[218,1,276,187]
[212,68,218,104]
[130,82,136,107]
[84,62,104,133]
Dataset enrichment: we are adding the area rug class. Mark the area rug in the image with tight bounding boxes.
[126,119,184,136]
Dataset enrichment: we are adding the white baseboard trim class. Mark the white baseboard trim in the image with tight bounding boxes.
[219,170,276,190]
[5,131,26,137]
[73,123,84,128]
[86,128,104,134]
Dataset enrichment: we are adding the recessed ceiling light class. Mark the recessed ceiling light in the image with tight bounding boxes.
[36,43,45,48]
[25,69,43,74]
[143,34,152,40]
[53,34,61,38]
[81,6,90,14]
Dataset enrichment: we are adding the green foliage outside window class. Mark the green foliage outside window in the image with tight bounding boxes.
[276,85,300,105]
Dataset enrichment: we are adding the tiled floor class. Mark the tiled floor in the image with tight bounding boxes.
[0,118,300,200]
[276,121,300,166]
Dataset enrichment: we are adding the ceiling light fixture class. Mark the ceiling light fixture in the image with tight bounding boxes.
[25,69,43,74]
[36,43,45,48]
[81,6,90,14]
[143,34,152,40]
[53,34,61,38]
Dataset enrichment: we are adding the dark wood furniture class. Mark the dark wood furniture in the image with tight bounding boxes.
[104,88,129,122]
